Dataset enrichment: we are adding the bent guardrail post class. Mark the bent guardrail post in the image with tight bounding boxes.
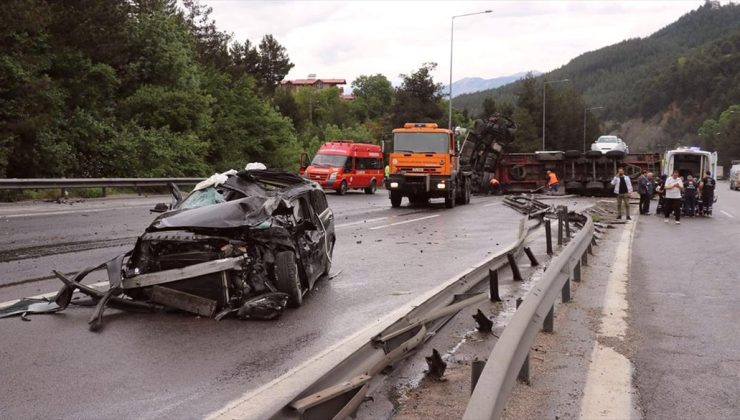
[557,210,564,245]
[462,214,594,420]
[523,247,539,267]
[471,359,486,393]
[564,206,571,240]
[489,268,501,302]
[507,253,523,281]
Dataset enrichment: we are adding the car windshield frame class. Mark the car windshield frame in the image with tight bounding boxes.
[596,137,619,143]
[177,186,229,210]
[311,153,348,168]
[393,132,449,154]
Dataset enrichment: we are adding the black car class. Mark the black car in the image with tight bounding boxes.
[41,169,335,330]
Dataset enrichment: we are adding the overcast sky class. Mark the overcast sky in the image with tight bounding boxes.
[203,0,711,89]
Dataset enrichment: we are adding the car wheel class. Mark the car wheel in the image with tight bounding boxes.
[336,181,348,195]
[390,191,402,207]
[274,251,303,308]
[445,187,456,208]
[364,179,377,194]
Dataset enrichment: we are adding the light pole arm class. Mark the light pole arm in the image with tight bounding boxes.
[448,10,491,130]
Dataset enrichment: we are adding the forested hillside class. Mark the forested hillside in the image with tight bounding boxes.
[453,2,740,162]
[0,0,450,180]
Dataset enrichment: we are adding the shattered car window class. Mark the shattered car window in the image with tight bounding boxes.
[179,187,226,210]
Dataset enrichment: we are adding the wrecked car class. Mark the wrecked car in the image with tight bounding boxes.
[5,169,336,330]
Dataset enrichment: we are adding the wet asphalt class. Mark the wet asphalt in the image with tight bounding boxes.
[630,182,740,418]
[0,190,522,419]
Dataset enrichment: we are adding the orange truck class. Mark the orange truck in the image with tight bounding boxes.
[387,123,471,208]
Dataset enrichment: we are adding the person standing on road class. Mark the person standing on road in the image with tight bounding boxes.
[546,170,559,194]
[611,167,634,220]
[683,174,699,217]
[663,169,684,224]
[699,170,716,216]
[637,170,655,215]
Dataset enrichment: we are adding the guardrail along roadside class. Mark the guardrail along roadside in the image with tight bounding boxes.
[212,198,604,420]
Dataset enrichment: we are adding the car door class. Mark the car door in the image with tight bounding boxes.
[293,193,330,288]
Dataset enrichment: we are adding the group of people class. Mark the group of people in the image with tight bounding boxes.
[612,168,716,224]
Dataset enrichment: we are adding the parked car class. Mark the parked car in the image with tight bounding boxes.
[29,169,336,330]
[591,135,629,154]
[730,163,740,190]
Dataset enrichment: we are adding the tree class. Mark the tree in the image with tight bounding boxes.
[391,62,444,128]
[125,8,201,91]
[180,0,232,70]
[256,34,294,94]
[229,39,260,79]
[351,74,393,121]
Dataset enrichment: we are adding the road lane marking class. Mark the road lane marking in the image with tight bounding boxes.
[721,210,735,218]
[335,216,389,229]
[0,281,108,310]
[368,214,440,230]
[483,202,502,207]
[579,214,639,419]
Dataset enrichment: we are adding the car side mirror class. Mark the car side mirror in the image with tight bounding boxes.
[150,203,169,213]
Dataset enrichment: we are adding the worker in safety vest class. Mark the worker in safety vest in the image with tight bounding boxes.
[546,170,559,194]
[489,177,501,195]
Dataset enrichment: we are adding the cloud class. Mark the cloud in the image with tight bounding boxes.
[202,0,707,86]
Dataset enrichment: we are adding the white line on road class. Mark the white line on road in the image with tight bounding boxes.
[483,202,502,207]
[721,210,735,218]
[579,214,640,420]
[0,281,108,310]
[335,217,389,229]
[368,214,440,230]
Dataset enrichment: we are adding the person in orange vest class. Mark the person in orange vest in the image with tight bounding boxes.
[489,177,501,195]
[546,170,559,194]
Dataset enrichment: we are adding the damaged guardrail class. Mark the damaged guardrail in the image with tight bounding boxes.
[0,177,202,190]
[209,217,540,420]
[463,211,594,420]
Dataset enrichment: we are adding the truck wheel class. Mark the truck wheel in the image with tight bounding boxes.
[364,179,377,194]
[390,191,402,208]
[336,180,348,195]
[445,188,456,208]
[274,251,303,308]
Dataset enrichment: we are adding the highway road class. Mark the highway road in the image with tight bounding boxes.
[0,191,523,419]
[629,183,740,418]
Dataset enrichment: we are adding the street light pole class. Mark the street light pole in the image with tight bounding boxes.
[449,10,492,130]
[583,106,605,152]
[541,78,569,150]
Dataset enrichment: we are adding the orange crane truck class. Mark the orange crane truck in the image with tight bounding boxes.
[387,123,472,208]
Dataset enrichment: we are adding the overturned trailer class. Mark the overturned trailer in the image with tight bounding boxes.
[5,170,336,330]
[496,150,662,196]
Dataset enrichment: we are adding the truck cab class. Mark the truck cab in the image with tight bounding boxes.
[387,123,470,208]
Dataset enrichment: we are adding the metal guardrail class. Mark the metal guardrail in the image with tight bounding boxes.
[210,217,538,420]
[0,178,203,190]
[463,213,594,420]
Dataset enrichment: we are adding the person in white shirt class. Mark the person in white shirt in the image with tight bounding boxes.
[663,170,684,224]
[610,167,634,220]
